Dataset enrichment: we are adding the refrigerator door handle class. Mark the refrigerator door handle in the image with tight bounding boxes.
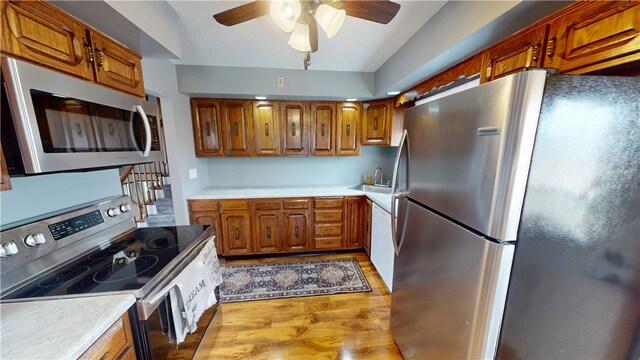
[391,129,409,255]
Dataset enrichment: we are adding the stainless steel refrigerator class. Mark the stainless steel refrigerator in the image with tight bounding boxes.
[389,69,640,359]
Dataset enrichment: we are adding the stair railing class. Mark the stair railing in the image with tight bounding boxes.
[121,160,169,223]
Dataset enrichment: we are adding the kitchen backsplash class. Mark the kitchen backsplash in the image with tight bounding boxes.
[206,146,397,187]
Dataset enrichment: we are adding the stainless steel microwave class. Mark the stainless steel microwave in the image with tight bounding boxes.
[1,57,163,175]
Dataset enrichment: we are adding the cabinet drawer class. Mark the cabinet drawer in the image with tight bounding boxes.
[189,200,219,212]
[80,313,132,360]
[314,197,343,209]
[255,199,281,210]
[220,199,250,211]
[314,223,343,236]
[314,209,343,222]
[283,198,310,209]
[315,237,342,249]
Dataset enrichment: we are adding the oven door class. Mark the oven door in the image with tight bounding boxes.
[135,236,222,359]
[1,57,163,174]
[136,287,221,360]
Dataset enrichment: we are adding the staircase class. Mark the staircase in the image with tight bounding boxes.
[121,161,175,226]
[139,183,175,227]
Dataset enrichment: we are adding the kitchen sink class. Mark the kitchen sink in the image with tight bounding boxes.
[350,184,393,194]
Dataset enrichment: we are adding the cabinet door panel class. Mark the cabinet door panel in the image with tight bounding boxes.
[283,211,309,252]
[189,211,222,255]
[91,32,144,97]
[253,101,280,156]
[254,212,281,253]
[546,2,640,74]
[362,100,391,145]
[281,102,309,156]
[481,26,548,83]
[191,99,224,157]
[221,212,252,255]
[222,100,253,156]
[1,1,94,81]
[311,103,335,156]
[336,103,360,156]
[345,196,365,248]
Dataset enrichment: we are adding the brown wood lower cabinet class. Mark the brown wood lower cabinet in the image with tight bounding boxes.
[80,312,135,360]
[188,196,370,256]
[254,211,282,253]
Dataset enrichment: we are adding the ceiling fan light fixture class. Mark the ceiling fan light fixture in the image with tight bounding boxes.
[315,4,345,38]
[270,0,302,33]
[288,21,311,52]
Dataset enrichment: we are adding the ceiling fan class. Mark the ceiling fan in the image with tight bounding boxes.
[213,0,401,69]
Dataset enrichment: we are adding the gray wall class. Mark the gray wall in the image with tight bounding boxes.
[142,58,210,225]
[0,170,121,227]
[207,146,396,187]
[177,65,375,100]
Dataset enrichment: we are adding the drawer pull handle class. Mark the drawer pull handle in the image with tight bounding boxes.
[291,122,296,136]
[346,123,351,137]
[234,121,239,136]
[264,122,270,137]
[99,351,110,360]
[234,227,240,240]
[108,123,114,136]
[373,117,378,130]
[546,33,556,64]
[84,38,94,66]
[75,123,82,136]
[295,225,299,238]
[95,45,104,71]
[267,225,272,239]
[532,38,541,64]
[205,121,211,136]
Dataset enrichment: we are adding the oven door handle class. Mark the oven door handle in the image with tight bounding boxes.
[139,283,182,321]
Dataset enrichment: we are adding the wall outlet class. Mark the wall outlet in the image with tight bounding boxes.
[189,168,198,179]
[276,75,284,88]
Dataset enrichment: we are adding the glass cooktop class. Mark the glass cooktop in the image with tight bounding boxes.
[4,225,208,300]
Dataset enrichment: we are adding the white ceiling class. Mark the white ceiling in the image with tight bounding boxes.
[169,1,447,72]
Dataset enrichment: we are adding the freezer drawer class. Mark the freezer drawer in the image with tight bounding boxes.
[391,200,514,359]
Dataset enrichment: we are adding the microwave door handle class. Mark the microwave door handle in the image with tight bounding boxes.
[135,104,151,157]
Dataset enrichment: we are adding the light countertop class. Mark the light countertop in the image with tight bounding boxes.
[189,185,392,212]
[1,294,136,359]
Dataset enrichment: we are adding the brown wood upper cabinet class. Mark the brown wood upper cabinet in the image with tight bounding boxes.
[336,102,361,156]
[481,25,548,83]
[253,101,280,156]
[280,102,309,156]
[221,100,253,156]
[310,102,336,156]
[545,2,640,74]
[362,99,393,146]
[1,1,94,82]
[1,1,145,97]
[90,32,144,97]
[191,99,224,157]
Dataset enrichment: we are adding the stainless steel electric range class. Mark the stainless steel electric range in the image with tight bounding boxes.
[0,196,221,359]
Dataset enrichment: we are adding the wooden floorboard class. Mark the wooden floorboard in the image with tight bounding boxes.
[195,252,403,359]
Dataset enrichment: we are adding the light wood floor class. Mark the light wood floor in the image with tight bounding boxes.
[195,252,404,360]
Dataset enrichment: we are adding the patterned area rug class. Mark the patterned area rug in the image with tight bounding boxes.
[220,257,371,303]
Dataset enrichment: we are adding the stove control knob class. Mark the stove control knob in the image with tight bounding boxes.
[106,208,120,217]
[0,242,19,257]
[119,203,131,213]
[24,233,46,247]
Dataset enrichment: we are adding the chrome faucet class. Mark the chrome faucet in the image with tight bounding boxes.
[373,167,384,185]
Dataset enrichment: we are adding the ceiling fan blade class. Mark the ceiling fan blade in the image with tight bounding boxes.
[213,1,270,26]
[342,0,401,24]
[309,17,318,53]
